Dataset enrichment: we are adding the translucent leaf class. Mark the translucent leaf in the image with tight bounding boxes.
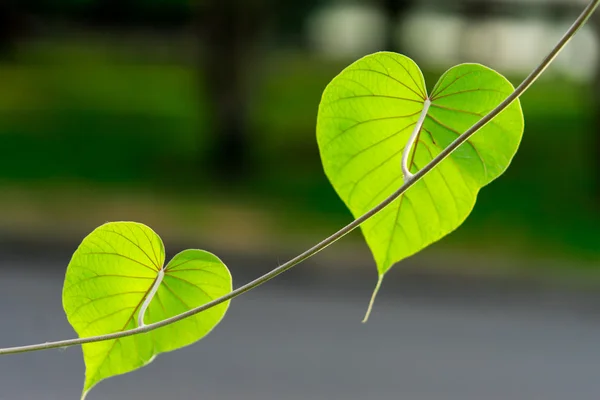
[62,222,232,399]
[317,52,523,283]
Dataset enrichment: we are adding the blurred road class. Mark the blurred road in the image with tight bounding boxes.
[1,253,600,400]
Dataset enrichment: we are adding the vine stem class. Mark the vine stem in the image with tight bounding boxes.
[0,0,598,356]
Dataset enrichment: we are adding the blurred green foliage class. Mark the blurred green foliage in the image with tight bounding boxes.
[0,39,597,261]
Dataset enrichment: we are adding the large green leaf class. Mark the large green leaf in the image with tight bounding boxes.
[317,52,523,284]
[62,222,232,399]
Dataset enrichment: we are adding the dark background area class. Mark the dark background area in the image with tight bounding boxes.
[0,0,599,399]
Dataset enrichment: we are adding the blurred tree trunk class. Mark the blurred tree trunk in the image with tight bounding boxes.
[196,0,269,181]
[590,12,600,202]
[0,1,20,60]
[87,0,135,25]
[381,0,413,52]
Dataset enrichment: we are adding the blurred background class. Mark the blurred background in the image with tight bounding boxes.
[0,0,599,399]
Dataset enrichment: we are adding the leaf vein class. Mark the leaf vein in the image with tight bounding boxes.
[346,147,404,207]
[425,115,488,180]
[79,252,156,273]
[165,275,218,298]
[67,291,147,319]
[323,94,424,107]
[380,53,426,98]
[349,68,425,100]
[136,224,161,268]
[334,77,375,95]
[334,121,416,175]
[63,273,154,293]
[167,268,228,283]
[431,70,476,99]
[322,112,421,150]
[102,229,160,270]
[432,87,505,102]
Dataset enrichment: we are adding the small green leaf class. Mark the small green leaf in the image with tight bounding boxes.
[62,222,232,399]
[317,52,523,301]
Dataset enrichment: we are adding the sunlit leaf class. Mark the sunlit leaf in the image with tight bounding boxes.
[62,222,232,399]
[317,52,523,302]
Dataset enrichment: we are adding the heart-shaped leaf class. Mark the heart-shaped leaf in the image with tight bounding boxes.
[62,222,232,399]
[317,52,523,300]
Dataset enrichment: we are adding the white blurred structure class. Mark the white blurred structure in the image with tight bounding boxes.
[307,0,598,82]
[399,12,597,81]
[306,2,387,59]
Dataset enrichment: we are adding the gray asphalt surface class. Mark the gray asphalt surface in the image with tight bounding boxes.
[1,255,600,400]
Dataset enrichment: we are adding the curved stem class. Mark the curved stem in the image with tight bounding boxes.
[402,99,431,181]
[0,0,598,356]
[137,268,164,327]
